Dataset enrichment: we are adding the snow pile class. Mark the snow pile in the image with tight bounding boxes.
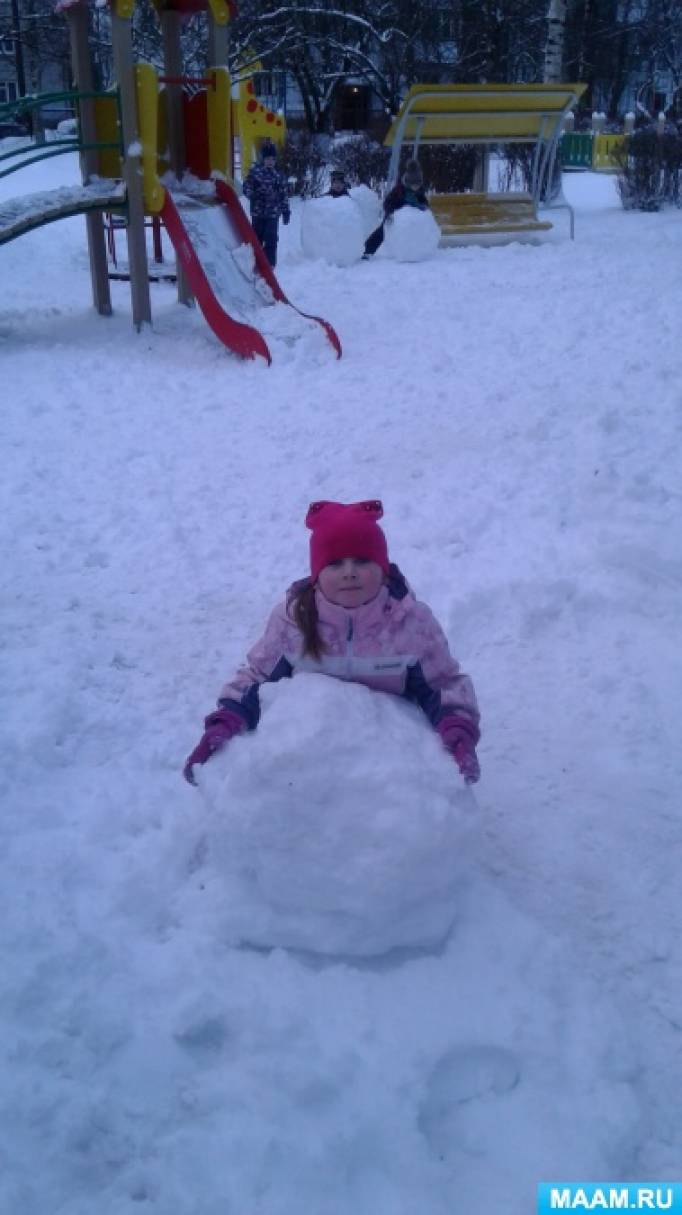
[381,205,441,262]
[300,194,365,265]
[199,675,476,955]
[3,152,682,1209]
[349,183,383,238]
[230,240,275,303]
[174,193,331,360]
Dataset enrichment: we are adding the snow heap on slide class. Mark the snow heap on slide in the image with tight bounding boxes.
[381,205,441,262]
[301,194,365,266]
[199,674,476,956]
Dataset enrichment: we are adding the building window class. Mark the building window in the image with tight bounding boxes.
[253,71,285,111]
[0,80,19,103]
[335,84,369,132]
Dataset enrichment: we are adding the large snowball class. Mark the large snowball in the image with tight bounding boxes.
[349,183,383,238]
[300,195,365,266]
[198,674,477,956]
[381,205,441,262]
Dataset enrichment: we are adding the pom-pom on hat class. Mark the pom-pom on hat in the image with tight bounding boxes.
[402,158,423,188]
[306,500,390,582]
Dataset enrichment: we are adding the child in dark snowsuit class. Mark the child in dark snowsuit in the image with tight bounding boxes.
[364,159,429,257]
[243,140,290,268]
[327,169,351,198]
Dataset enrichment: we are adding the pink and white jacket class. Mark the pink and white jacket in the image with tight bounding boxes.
[217,569,480,740]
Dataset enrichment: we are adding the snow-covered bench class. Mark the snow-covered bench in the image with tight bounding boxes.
[383,84,586,243]
[430,192,553,238]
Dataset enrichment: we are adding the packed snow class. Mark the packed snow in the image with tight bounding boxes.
[2,146,682,1215]
[349,182,383,237]
[380,204,442,261]
[301,193,366,265]
[171,187,331,358]
[0,179,124,242]
[198,675,477,955]
[300,187,440,264]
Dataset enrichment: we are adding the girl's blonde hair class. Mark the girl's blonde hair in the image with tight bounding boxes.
[287,578,324,660]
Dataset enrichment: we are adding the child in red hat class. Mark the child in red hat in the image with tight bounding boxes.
[184,501,480,785]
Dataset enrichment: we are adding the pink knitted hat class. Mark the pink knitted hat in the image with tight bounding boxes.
[306,500,390,582]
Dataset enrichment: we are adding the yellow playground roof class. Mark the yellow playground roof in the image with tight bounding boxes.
[384,83,587,146]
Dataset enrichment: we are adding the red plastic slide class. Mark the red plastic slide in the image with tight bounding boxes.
[160,182,342,364]
[214,180,342,359]
[161,190,271,363]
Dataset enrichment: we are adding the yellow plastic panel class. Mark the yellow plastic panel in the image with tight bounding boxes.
[208,0,231,26]
[236,77,286,176]
[110,0,135,20]
[93,93,123,178]
[592,133,626,171]
[135,62,165,212]
[384,83,587,145]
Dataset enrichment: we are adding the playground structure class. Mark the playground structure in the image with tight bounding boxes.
[0,0,341,363]
[384,83,587,241]
[234,58,286,177]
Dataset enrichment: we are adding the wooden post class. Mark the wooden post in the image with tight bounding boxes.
[66,5,112,317]
[110,6,152,330]
[208,21,228,68]
[161,11,186,177]
[160,9,191,306]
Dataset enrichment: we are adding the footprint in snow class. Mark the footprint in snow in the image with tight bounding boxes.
[418,1044,520,1156]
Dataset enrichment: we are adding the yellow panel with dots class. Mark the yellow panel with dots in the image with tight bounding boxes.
[236,78,286,176]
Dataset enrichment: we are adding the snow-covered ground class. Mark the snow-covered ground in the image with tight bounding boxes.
[1,150,681,1214]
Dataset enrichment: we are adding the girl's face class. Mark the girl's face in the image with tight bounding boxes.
[317,558,384,608]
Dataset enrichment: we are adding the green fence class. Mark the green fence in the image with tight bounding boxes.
[559,132,594,169]
[0,89,123,181]
[559,131,629,172]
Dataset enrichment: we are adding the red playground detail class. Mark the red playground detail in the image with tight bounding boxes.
[161,181,342,364]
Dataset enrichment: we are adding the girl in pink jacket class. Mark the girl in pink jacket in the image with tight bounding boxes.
[184,500,481,785]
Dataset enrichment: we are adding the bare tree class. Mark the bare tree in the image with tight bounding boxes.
[231,0,447,131]
[632,0,682,111]
[0,0,70,93]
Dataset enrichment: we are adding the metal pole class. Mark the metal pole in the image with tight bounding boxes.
[161,13,186,177]
[66,5,112,317]
[110,9,152,330]
[208,21,228,68]
[160,9,191,305]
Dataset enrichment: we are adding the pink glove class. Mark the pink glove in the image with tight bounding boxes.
[436,716,481,785]
[183,708,244,786]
